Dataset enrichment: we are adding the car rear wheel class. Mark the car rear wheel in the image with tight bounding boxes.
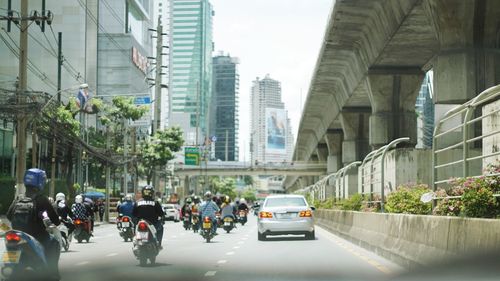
[305,230,315,240]
[258,232,266,241]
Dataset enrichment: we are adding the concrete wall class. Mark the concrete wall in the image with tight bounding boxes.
[482,99,500,168]
[358,148,432,196]
[315,210,500,270]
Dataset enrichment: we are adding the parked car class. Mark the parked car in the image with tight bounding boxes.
[257,195,315,241]
[162,203,180,222]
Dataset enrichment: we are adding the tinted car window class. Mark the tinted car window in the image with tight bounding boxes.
[264,197,307,207]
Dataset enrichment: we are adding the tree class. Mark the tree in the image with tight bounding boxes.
[210,177,237,199]
[241,187,257,202]
[140,127,184,184]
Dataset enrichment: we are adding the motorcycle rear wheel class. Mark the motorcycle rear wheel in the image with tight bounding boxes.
[139,257,147,266]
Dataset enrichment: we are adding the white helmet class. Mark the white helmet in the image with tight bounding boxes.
[240,198,247,204]
[75,195,83,204]
[125,194,133,201]
[56,192,65,202]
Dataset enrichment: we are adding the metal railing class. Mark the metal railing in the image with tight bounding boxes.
[432,85,500,192]
[360,137,410,212]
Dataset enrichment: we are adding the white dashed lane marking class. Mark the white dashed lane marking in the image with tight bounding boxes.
[217,260,227,264]
[106,253,118,257]
[226,251,235,256]
[205,271,217,276]
[76,261,89,266]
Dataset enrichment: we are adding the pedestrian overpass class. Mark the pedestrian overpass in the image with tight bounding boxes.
[173,161,326,177]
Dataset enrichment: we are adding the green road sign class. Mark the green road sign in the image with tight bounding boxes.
[185,147,200,165]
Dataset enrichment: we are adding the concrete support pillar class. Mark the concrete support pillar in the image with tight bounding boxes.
[367,73,424,149]
[424,0,500,104]
[316,143,329,163]
[340,113,370,165]
[324,130,343,174]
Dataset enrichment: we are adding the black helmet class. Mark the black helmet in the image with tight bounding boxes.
[142,185,154,200]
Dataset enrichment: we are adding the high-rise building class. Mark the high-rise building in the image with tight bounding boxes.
[250,74,293,164]
[416,72,434,148]
[154,0,171,129]
[168,0,214,145]
[0,0,154,176]
[210,53,239,161]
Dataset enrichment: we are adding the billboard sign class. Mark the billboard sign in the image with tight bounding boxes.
[184,147,200,165]
[265,108,286,154]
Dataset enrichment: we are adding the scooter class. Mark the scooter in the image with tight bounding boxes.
[222,215,235,233]
[0,230,51,281]
[42,211,71,252]
[201,216,215,243]
[191,212,200,233]
[133,220,160,266]
[182,214,191,231]
[58,219,72,251]
[117,215,134,242]
[238,210,248,226]
[73,218,92,243]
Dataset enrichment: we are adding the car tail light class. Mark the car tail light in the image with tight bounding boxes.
[138,221,148,232]
[5,232,21,243]
[203,216,211,223]
[122,217,130,222]
[299,210,313,217]
[259,211,273,219]
[74,219,82,225]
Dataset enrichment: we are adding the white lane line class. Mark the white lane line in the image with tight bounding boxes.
[76,261,89,266]
[205,271,217,276]
[217,260,227,264]
[226,251,235,255]
[106,253,118,257]
[233,246,240,249]
[237,241,244,244]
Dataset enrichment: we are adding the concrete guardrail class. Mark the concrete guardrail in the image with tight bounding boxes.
[315,209,500,270]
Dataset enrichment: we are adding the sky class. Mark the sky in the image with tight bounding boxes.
[210,0,333,161]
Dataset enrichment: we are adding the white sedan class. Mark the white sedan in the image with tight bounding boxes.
[162,204,180,222]
[257,195,315,241]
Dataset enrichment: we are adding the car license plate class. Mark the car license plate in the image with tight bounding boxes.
[202,222,211,229]
[225,222,232,226]
[136,231,148,240]
[278,213,293,219]
[121,222,129,227]
[2,251,21,264]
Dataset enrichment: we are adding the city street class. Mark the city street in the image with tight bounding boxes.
[56,215,403,281]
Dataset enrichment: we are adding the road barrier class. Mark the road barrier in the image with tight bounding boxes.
[315,209,500,270]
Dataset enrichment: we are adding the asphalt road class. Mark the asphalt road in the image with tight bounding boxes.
[53,215,403,281]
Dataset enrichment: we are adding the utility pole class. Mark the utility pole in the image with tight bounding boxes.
[15,0,29,197]
[152,16,163,193]
[105,126,111,222]
[225,129,229,161]
[123,117,128,197]
[50,32,62,198]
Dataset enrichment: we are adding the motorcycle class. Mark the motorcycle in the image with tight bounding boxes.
[73,218,91,243]
[0,230,51,281]
[238,210,248,226]
[117,215,134,242]
[201,216,214,243]
[191,212,200,233]
[222,216,235,233]
[42,211,71,252]
[132,220,160,266]
[215,212,223,228]
[182,214,191,231]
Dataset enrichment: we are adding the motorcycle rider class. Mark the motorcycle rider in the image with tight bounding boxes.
[83,196,95,232]
[117,194,135,221]
[55,192,75,236]
[71,195,92,235]
[220,195,236,221]
[132,185,165,248]
[181,197,193,222]
[6,168,61,280]
[199,191,220,235]
[238,198,249,213]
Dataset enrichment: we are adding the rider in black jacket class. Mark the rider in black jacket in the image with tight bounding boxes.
[132,185,165,247]
[7,168,61,280]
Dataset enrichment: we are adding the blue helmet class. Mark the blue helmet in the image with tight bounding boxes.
[24,168,47,190]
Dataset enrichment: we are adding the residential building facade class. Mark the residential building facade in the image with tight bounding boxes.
[250,74,293,164]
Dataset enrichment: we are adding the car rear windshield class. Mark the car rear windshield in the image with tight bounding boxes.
[264,197,307,207]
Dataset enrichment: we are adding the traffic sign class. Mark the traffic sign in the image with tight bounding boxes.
[134,96,151,105]
[184,147,200,166]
